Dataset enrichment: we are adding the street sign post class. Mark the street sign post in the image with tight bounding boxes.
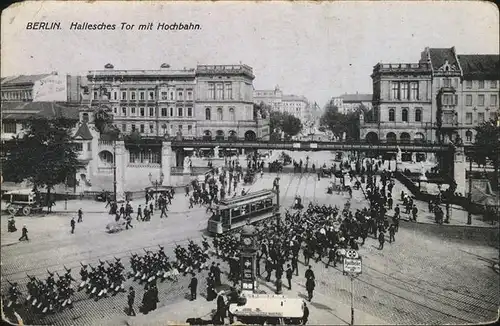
[343,251,362,326]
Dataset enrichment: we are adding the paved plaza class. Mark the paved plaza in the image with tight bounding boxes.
[1,151,499,325]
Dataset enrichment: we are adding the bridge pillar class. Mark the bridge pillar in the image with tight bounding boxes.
[114,140,126,202]
[453,146,466,196]
[174,149,185,167]
[161,141,172,186]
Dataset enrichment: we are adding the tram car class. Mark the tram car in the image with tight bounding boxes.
[207,189,278,234]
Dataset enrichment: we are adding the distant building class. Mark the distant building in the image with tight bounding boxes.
[328,93,373,115]
[1,72,68,103]
[253,85,310,121]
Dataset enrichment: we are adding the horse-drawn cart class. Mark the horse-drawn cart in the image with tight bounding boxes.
[4,189,44,216]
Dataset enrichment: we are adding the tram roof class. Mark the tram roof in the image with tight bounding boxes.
[218,189,275,207]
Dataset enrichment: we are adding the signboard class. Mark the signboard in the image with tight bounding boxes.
[32,74,67,102]
[310,143,317,149]
[345,249,359,259]
[343,258,362,274]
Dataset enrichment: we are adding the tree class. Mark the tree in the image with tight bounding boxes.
[3,118,80,209]
[473,119,500,178]
[319,105,360,140]
[269,111,302,139]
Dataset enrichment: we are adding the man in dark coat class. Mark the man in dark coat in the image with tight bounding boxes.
[378,232,385,250]
[188,273,198,300]
[216,293,227,324]
[285,264,293,290]
[77,208,83,223]
[306,277,315,302]
[214,263,222,286]
[70,217,76,234]
[137,205,143,221]
[19,225,29,241]
[302,302,309,325]
[305,266,315,281]
[127,286,136,316]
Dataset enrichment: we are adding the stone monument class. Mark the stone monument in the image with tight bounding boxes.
[183,156,191,174]
[214,146,220,158]
[419,161,429,193]
[396,146,402,164]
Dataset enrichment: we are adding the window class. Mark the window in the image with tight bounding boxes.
[216,83,223,99]
[2,122,16,133]
[478,80,484,89]
[149,91,154,100]
[443,78,451,87]
[478,112,485,123]
[93,91,98,99]
[188,125,192,134]
[140,108,145,117]
[466,80,472,89]
[415,108,422,122]
[149,124,154,134]
[178,107,183,117]
[131,124,136,131]
[177,91,183,100]
[121,91,127,100]
[205,107,211,120]
[478,95,485,106]
[178,125,183,132]
[161,91,168,100]
[225,83,232,99]
[74,143,83,151]
[87,142,91,151]
[122,124,126,132]
[208,83,215,99]
[187,91,193,100]
[140,92,145,100]
[130,107,135,115]
[490,94,497,106]
[161,108,167,117]
[149,107,155,116]
[131,92,136,100]
[170,92,174,100]
[391,82,399,100]
[388,108,395,122]
[491,81,498,89]
[113,107,117,114]
[401,82,409,100]
[122,107,127,115]
[401,108,408,122]
[411,82,419,100]
[140,124,145,133]
[229,108,235,121]
[112,92,117,100]
[465,95,472,106]
[169,107,174,117]
[465,112,472,124]
[187,107,193,117]
[442,94,453,105]
[217,108,223,120]
[490,112,497,121]
[465,130,473,142]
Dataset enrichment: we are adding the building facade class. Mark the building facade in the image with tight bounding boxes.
[253,85,310,121]
[361,47,499,149]
[195,65,267,141]
[329,93,373,115]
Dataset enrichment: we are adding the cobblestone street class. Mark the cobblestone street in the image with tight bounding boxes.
[1,154,499,325]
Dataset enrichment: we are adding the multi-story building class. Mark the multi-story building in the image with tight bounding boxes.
[328,93,373,115]
[361,47,499,151]
[1,72,68,103]
[86,63,197,139]
[253,85,310,121]
[195,64,267,141]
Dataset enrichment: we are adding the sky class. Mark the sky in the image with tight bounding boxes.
[2,1,499,107]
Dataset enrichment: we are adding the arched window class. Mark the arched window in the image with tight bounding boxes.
[217,108,223,120]
[229,108,235,121]
[400,132,411,143]
[415,108,422,122]
[205,108,211,120]
[388,109,395,122]
[386,132,397,143]
[465,130,473,142]
[402,108,408,122]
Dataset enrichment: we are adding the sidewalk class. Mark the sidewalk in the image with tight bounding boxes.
[107,275,387,326]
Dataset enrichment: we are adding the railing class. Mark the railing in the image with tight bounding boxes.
[127,162,161,168]
[97,166,113,173]
[98,140,114,146]
[170,166,212,175]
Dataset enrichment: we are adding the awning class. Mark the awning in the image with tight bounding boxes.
[183,148,194,151]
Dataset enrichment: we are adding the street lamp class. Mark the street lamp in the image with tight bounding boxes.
[148,171,164,208]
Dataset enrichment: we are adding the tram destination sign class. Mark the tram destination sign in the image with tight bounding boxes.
[343,258,362,274]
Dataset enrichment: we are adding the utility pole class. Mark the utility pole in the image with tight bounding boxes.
[467,156,472,225]
[113,141,117,202]
[350,274,355,326]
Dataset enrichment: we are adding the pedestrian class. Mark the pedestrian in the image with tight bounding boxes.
[265,258,273,282]
[127,286,136,316]
[70,217,76,234]
[19,225,29,241]
[285,264,293,290]
[188,273,198,301]
[388,224,395,243]
[305,265,315,281]
[326,247,336,268]
[305,277,315,302]
[160,205,168,219]
[302,302,309,325]
[119,204,125,218]
[149,202,154,215]
[77,208,83,223]
[378,232,385,250]
[214,263,222,286]
[137,205,142,221]
[291,255,299,276]
[303,246,310,266]
[412,205,418,222]
[125,215,133,230]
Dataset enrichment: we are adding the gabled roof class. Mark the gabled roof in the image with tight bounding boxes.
[457,54,500,80]
[1,101,80,120]
[427,48,459,71]
[341,94,372,102]
[73,122,93,140]
[1,74,52,86]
